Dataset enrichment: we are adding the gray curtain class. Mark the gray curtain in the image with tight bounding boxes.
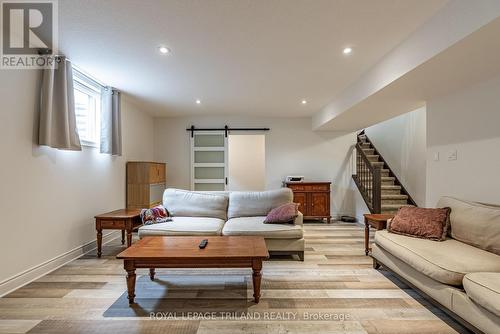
[39,56,82,150]
[100,88,122,155]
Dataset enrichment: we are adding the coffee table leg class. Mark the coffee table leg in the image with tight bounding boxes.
[252,259,263,303]
[121,230,125,245]
[149,268,155,280]
[96,227,102,258]
[124,260,136,304]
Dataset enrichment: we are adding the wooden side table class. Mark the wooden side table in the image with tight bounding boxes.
[364,214,394,256]
[95,209,142,258]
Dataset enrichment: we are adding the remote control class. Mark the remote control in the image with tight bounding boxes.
[199,239,208,249]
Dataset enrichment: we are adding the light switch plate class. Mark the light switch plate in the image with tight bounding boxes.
[448,149,457,161]
[433,152,440,161]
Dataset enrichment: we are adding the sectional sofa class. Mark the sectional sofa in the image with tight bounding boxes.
[138,188,305,260]
[372,196,500,334]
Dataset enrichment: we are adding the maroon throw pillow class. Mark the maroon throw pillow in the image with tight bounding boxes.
[264,203,299,224]
[388,206,451,241]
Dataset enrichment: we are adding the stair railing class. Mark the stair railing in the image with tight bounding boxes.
[353,142,382,213]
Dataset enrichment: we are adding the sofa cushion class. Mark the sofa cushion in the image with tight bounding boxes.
[163,188,229,220]
[138,217,225,237]
[227,188,293,219]
[222,216,303,239]
[374,230,500,285]
[463,273,500,317]
[437,196,500,255]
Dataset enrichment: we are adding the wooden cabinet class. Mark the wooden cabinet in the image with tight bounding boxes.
[293,192,308,214]
[286,182,331,223]
[127,162,167,209]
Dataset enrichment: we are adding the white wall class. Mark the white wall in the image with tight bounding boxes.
[365,107,427,206]
[426,74,500,206]
[228,134,266,191]
[351,179,370,224]
[154,116,357,217]
[0,70,154,293]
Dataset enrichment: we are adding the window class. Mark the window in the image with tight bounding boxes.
[73,69,102,147]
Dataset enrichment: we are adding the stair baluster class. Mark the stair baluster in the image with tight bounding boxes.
[353,131,417,214]
[353,140,382,213]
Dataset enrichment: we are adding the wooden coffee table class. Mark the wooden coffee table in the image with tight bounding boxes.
[116,236,269,305]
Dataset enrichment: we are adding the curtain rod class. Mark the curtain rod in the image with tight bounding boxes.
[37,49,109,88]
[186,125,270,137]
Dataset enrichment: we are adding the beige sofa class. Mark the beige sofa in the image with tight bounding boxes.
[138,188,305,260]
[372,196,500,334]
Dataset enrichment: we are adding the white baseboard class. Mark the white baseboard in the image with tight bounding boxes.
[0,231,121,297]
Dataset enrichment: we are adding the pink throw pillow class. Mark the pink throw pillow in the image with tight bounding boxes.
[264,203,299,224]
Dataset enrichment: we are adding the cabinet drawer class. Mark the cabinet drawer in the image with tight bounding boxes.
[288,184,305,191]
[311,184,330,191]
[99,220,125,229]
[287,184,330,191]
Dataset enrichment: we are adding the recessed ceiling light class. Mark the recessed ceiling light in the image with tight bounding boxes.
[301,99,307,104]
[196,99,201,104]
[158,46,170,54]
[343,47,352,55]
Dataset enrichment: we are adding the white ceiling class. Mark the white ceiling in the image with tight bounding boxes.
[314,17,500,131]
[59,0,447,117]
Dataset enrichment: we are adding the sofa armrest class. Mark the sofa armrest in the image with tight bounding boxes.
[294,211,303,226]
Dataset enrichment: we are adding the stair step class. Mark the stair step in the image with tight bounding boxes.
[356,168,389,177]
[366,155,380,162]
[359,176,395,186]
[381,178,395,186]
[362,176,395,181]
[381,194,408,200]
[381,185,402,195]
[382,198,408,205]
[381,194,411,206]
[381,185,401,190]
[356,168,390,177]
[370,161,384,167]
[381,204,409,211]
[361,142,371,148]
[362,148,375,155]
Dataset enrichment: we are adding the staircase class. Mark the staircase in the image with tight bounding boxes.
[353,131,417,214]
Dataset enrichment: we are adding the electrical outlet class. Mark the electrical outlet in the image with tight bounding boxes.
[448,150,457,161]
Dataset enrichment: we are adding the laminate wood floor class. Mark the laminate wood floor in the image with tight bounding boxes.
[0,223,470,334]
